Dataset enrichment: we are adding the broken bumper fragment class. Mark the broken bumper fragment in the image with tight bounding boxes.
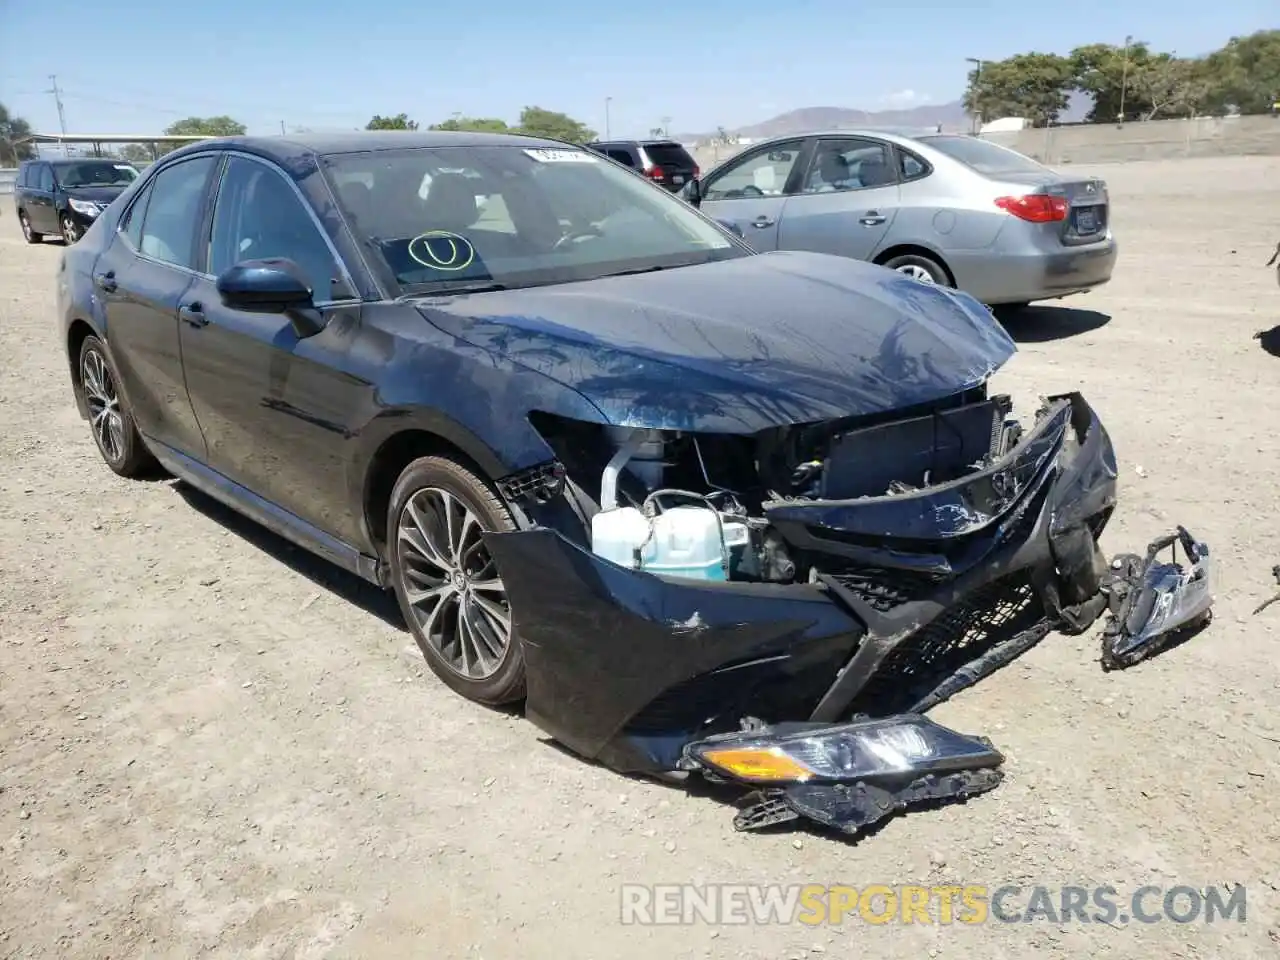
[1101,526,1214,670]
[680,715,1004,835]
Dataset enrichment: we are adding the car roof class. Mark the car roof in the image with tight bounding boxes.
[589,139,684,147]
[168,130,581,163]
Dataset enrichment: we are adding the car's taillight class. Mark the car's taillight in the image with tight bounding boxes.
[995,193,1067,222]
[647,165,666,180]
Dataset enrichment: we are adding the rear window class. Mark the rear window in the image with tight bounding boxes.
[917,135,1048,176]
[642,142,695,169]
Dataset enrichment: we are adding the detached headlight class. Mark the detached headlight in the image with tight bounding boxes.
[68,198,100,218]
[687,715,1002,784]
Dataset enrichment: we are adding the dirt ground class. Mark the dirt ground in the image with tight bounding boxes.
[2,155,1279,960]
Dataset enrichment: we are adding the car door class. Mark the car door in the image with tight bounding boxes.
[698,140,809,251]
[30,164,58,233]
[775,136,902,262]
[96,153,219,460]
[178,152,369,540]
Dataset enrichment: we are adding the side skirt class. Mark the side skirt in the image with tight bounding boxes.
[146,436,385,587]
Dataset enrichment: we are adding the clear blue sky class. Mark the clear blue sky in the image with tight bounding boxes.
[1,0,1273,138]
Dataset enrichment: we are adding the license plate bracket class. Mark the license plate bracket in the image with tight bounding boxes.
[1074,207,1100,234]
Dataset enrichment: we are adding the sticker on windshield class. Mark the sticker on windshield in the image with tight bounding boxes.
[523,148,597,164]
[408,230,476,271]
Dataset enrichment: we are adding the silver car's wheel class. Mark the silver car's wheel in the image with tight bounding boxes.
[396,486,511,681]
[82,346,127,464]
[897,263,936,283]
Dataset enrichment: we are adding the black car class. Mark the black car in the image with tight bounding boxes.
[15,157,140,244]
[56,131,1210,837]
[585,139,699,191]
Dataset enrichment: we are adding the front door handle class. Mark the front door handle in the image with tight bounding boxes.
[751,216,775,228]
[859,211,887,226]
[93,270,117,293]
[178,302,208,328]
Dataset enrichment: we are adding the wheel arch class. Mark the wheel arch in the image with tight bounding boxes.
[359,418,516,559]
[66,318,101,419]
[873,242,957,287]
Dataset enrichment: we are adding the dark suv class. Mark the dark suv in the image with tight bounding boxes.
[14,157,140,244]
[585,139,698,192]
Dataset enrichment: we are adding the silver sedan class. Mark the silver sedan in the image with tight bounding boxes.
[685,131,1117,308]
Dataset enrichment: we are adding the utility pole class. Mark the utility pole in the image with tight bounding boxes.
[280,120,286,135]
[46,75,67,135]
[1119,34,1133,123]
[605,97,612,140]
[660,115,671,137]
[965,58,984,134]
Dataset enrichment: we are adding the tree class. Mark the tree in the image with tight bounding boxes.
[366,113,419,131]
[119,143,151,164]
[0,102,35,164]
[515,106,595,143]
[163,116,247,137]
[1070,41,1158,122]
[964,53,1075,126]
[1132,55,1210,119]
[1200,29,1280,115]
[428,116,511,133]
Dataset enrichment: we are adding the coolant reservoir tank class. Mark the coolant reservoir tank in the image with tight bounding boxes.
[591,507,653,569]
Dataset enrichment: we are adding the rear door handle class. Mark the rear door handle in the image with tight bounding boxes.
[93,270,117,293]
[178,302,208,328]
[751,216,775,228]
[859,211,887,226]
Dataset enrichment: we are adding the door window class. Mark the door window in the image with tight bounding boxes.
[120,180,155,250]
[606,149,636,168]
[207,155,342,302]
[37,165,54,191]
[702,143,802,201]
[136,156,217,269]
[801,139,896,194]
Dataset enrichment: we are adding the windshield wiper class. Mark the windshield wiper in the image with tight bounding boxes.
[405,281,509,298]
[598,265,667,279]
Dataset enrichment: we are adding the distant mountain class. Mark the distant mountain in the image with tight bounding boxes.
[676,101,970,143]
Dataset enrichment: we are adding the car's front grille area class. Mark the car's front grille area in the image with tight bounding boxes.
[850,573,1045,716]
[826,566,946,612]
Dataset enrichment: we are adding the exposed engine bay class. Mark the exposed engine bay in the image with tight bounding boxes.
[530,384,1027,587]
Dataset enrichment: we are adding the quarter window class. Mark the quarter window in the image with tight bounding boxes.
[606,149,636,168]
[702,143,803,200]
[207,155,341,302]
[136,156,217,270]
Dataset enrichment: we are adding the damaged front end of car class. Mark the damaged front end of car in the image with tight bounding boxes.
[483,384,1211,837]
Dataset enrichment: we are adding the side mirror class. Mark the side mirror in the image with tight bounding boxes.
[682,177,702,207]
[216,258,324,337]
[715,218,744,239]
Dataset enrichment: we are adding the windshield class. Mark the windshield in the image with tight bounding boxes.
[54,161,139,188]
[916,135,1048,176]
[321,144,745,293]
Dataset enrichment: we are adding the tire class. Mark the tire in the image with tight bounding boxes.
[882,252,949,286]
[388,455,526,705]
[60,213,81,244]
[77,335,155,478]
[18,211,42,244]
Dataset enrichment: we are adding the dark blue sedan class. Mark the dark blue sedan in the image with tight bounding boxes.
[56,130,1149,836]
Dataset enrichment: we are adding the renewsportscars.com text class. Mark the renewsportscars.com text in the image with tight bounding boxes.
[620,883,1247,926]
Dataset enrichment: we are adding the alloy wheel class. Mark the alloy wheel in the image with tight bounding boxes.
[61,215,80,244]
[19,213,32,242]
[81,347,126,464]
[897,263,936,283]
[396,486,511,680]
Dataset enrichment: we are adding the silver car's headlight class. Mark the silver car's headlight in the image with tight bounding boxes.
[68,198,100,218]
[686,715,1002,784]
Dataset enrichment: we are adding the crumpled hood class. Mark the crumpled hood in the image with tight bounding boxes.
[415,250,1016,433]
